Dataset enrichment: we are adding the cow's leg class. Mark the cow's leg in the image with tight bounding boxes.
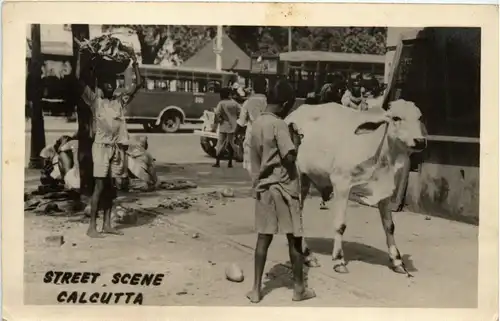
[319,185,333,210]
[330,181,350,273]
[378,198,410,275]
[299,174,320,268]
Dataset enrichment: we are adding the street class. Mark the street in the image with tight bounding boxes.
[24,118,478,307]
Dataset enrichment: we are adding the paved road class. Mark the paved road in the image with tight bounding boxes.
[24,119,210,166]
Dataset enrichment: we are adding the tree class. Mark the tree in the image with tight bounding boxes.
[28,24,46,169]
[226,26,387,56]
[71,24,94,197]
[101,25,215,65]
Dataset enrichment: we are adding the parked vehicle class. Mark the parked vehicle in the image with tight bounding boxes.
[194,98,306,161]
[194,109,244,162]
[117,65,237,133]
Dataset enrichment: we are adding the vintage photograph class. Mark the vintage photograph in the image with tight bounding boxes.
[23,23,480,307]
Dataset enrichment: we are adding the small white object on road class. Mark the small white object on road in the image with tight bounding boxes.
[225,263,244,283]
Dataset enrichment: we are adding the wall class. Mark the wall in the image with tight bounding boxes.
[388,27,480,224]
[405,141,480,225]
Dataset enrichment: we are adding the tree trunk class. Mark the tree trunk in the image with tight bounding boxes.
[139,43,157,65]
[28,24,46,169]
[71,24,94,197]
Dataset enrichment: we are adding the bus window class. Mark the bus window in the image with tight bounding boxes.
[207,80,221,93]
[146,79,155,91]
[154,79,167,90]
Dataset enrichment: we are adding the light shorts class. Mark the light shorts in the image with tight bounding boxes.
[92,143,127,178]
[255,185,303,236]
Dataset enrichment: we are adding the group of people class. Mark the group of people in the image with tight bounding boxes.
[318,72,386,110]
[39,46,386,303]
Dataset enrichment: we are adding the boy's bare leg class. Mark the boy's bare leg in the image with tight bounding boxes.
[102,178,123,235]
[247,233,273,303]
[87,178,105,238]
[287,234,316,301]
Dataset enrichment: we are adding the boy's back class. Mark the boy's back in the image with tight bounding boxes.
[250,112,299,198]
[215,99,241,133]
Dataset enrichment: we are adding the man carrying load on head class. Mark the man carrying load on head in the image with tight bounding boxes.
[74,38,143,238]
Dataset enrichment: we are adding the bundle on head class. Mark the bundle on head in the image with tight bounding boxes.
[79,35,134,75]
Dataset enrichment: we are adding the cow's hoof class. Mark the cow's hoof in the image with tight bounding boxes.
[305,256,321,268]
[333,264,349,273]
[392,265,408,274]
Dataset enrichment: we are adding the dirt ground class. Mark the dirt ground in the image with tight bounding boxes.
[23,128,478,307]
[24,196,379,307]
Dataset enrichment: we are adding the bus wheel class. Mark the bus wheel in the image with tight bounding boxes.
[161,113,181,133]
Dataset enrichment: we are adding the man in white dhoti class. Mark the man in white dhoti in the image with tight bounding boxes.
[235,76,268,175]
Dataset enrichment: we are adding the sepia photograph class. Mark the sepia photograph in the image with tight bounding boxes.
[2,2,497,320]
[22,23,481,307]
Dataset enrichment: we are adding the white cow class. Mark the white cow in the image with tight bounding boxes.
[285,99,427,275]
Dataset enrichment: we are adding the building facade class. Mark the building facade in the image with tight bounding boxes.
[386,27,480,224]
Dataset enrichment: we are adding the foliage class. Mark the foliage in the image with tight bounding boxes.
[101,25,216,65]
[100,25,387,65]
[225,26,387,56]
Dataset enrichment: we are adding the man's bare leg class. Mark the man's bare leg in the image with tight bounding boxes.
[102,179,123,235]
[246,233,273,303]
[87,178,105,238]
[287,234,316,301]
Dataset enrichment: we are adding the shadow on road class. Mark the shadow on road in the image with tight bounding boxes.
[261,263,311,300]
[304,237,418,272]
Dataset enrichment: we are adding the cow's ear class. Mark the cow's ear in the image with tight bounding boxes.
[354,120,387,135]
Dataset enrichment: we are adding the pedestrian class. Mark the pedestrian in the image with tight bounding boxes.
[213,87,240,168]
[341,72,367,110]
[246,79,316,303]
[235,75,267,175]
[74,43,143,238]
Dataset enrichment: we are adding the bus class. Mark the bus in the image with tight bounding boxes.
[118,64,237,133]
[278,51,385,99]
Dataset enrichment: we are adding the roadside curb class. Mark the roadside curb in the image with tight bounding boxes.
[150,208,394,306]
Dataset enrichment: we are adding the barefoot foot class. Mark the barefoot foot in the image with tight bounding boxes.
[292,288,316,302]
[86,229,104,238]
[246,290,262,303]
[102,227,124,235]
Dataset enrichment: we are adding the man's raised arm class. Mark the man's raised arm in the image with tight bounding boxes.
[119,49,143,106]
[74,41,97,107]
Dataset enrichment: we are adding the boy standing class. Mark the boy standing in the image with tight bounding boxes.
[247,80,316,303]
[75,44,142,238]
[213,87,241,168]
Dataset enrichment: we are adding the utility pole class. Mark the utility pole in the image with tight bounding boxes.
[215,25,223,71]
[288,26,292,52]
[71,24,93,197]
[28,24,46,169]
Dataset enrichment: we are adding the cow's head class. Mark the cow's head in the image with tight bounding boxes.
[354,100,427,152]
